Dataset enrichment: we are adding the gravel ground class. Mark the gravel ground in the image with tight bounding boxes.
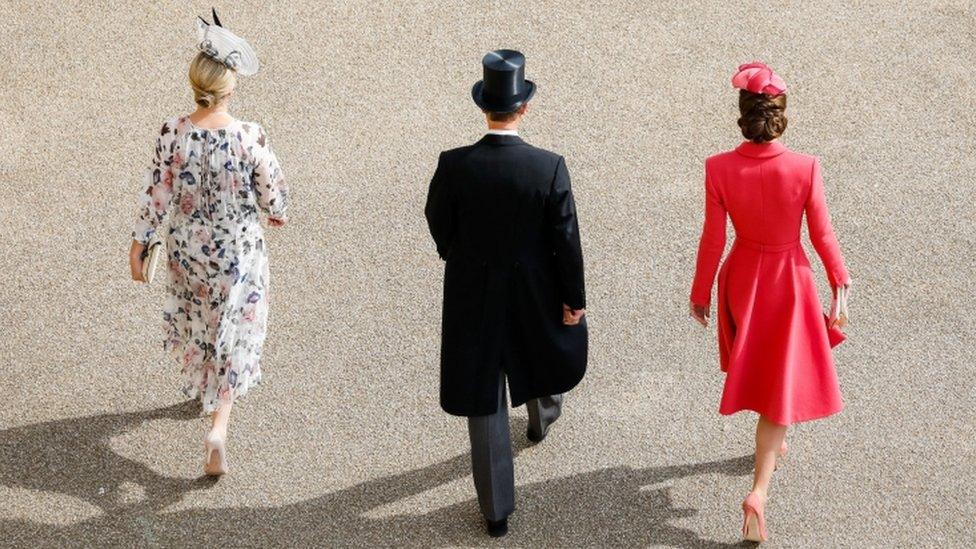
[1,1,974,547]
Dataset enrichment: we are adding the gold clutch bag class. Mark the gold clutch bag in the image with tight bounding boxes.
[141,237,163,284]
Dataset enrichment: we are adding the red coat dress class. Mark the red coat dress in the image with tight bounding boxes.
[690,141,849,425]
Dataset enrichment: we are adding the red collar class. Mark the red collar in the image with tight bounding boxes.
[735,140,788,159]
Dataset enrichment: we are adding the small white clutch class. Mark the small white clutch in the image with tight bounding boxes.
[141,237,163,284]
[828,285,850,325]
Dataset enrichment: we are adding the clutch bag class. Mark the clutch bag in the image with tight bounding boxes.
[824,314,846,348]
[141,236,163,284]
[825,285,850,348]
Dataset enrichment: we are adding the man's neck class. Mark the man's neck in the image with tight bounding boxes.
[487,122,519,132]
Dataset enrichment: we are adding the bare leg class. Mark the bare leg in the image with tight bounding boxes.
[209,399,233,439]
[751,415,787,498]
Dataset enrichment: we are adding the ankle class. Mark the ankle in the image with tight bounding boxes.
[208,425,228,440]
[748,488,768,502]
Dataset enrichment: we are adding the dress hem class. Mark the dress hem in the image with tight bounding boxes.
[719,402,844,426]
[181,376,263,416]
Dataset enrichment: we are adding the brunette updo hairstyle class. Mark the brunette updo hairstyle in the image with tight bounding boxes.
[737,90,787,142]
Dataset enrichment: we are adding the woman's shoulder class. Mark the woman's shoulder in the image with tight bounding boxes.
[780,149,820,171]
[704,148,740,168]
[236,120,267,136]
[235,120,271,147]
[706,148,739,161]
[792,150,819,162]
[154,116,206,144]
[155,116,187,139]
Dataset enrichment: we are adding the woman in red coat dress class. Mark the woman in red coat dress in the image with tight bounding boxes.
[689,62,851,543]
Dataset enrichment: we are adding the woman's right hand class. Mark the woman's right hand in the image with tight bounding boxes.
[129,240,146,282]
[689,300,709,327]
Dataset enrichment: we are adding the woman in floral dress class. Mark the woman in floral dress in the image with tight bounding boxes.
[128,20,287,476]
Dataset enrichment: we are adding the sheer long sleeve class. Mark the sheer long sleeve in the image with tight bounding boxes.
[805,158,848,287]
[547,157,586,310]
[132,124,176,244]
[253,127,288,219]
[424,152,455,260]
[690,166,727,306]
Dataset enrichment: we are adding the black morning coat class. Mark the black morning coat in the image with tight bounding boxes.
[425,134,587,417]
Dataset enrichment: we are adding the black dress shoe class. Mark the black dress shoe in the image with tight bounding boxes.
[526,426,549,444]
[486,518,508,538]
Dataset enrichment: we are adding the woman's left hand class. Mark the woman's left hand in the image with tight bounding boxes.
[267,216,287,227]
[830,282,851,328]
[129,240,146,282]
[689,300,709,327]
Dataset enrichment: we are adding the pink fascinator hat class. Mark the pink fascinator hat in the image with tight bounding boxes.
[731,62,786,96]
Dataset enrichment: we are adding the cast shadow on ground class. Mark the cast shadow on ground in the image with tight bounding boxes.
[0,401,212,516]
[0,404,754,547]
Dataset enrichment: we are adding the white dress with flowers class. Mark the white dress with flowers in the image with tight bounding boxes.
[133,117,287,414]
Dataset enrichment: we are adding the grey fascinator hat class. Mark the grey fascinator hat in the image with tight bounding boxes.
[195,8,259,76]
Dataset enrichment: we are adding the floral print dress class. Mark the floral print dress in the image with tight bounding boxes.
[133,117,287,414]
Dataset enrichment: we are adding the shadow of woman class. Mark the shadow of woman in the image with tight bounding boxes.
[1,408,753,547]
[0,400,211,519]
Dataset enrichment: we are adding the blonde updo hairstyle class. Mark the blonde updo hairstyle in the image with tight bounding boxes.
[188,52,237,108]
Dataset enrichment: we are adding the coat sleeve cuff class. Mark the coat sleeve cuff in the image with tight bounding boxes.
[831,268,851,288]
[132,225,154,245]
[565,291,586,311]
[689,287,711,307]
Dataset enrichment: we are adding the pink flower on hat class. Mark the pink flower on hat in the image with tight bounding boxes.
[732,62,787,96]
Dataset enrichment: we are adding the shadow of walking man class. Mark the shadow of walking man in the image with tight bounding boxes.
[0,405,752,547]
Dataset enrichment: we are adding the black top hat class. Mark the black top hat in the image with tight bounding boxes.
[471,49,536,113]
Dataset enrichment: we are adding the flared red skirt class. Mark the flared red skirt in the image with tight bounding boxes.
[715,239,843,425]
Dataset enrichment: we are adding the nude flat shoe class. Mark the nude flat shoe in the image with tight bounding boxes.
[204,431,228,476]
[742,491,768,543]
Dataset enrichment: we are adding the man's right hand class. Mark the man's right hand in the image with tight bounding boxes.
[563,304,585,325]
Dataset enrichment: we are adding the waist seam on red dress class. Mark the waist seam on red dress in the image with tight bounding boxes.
[732,237,800,252]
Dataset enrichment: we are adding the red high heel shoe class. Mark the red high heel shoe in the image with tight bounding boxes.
[742,492,768,542]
